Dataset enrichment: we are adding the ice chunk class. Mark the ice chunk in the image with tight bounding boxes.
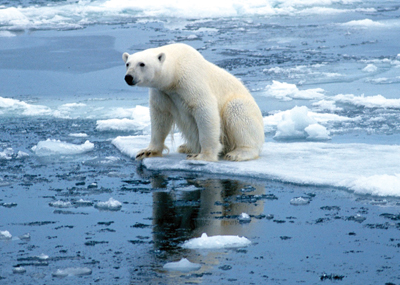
[332,94,400,109]
[32,139,94,156]
[16,151,29,159]
[94,198,122,211]
[182,233,251,249]
[263,81,325,101]
[341,19,385,28]
[0,230,12,240]
[52,267,92,277]
[0,96,52,116]
[290,197,311,205]
[69,133,88,138]
[19,233,31,241]
[13,266,26,274]
[273,106,330,140]
[163,258,201,272]
[238,212,251,223]
[0,148,13,160]
[97,105,151,133]
[305,123,330,140]
[363,64,377,72]
[49,200,73,208]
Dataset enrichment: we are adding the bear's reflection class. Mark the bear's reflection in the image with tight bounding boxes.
[147,172,266,251]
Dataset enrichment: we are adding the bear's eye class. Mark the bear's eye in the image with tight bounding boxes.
[126,63,129,68]
[139,63,145,67]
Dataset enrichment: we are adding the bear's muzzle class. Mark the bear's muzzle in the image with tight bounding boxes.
[125,74,136,86]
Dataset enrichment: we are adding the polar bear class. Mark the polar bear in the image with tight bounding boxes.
[122,43,264,162]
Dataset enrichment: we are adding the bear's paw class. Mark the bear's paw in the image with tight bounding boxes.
[136,149,163,160]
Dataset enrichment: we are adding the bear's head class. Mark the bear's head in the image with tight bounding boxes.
[123,50,166,88]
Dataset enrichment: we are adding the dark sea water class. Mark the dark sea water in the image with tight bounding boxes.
[1,0,400,284]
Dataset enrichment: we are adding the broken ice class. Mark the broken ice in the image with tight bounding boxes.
[94,198,122,211]
[182,233,251,249]
[163,258,201,272]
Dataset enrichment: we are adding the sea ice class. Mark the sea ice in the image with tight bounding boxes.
[96,105,151,133]
[163,258,201,272]
[341,19,385,28]
[49,200,73,208]
[272,106,330,140]
[12,266,26,274]
[32,139,94,156]
[362,64,377,73]
[52,267,92,277]
[0,230,12,240]
[0,148,13,160]
[94,198,122,211]
[112,134,400,197]
[182,233,251,249]
[238,212,251,223]
[69,133,88,137]
[263,81,325,101]
[290,197,311,205]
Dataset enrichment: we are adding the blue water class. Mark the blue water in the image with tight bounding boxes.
[1,0,400,284]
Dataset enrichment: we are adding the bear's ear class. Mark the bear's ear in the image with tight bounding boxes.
[158,53,166,63]
[122,52,130,63]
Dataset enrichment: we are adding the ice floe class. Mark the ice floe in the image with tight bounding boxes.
[112,134,400,197]
[263,81,325,101]
[163,258,201,272]
[272,106,330,140]
[94,198,122,211]
[96,105,150,133]
[0,230,12,240]
[31,139,94,156]
[182,233,251,249]
[52,267,92,277]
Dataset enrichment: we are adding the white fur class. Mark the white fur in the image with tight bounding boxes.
[123,43,264,162]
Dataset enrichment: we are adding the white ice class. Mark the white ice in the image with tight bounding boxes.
[0,230,12,240]
[290,197,311,205]
[52,267,92,277]
[0,0,382,31]
[274,106,329,140]
[31,139,94,156]
[239,212,251,223]
[0,148,29,160]
[163,258,201,272]
[96,105,151,133]
[182,233,251,249]
[263,81,325,101]
[112,135,400,197]
[49,200,73,208]
[94,198,122,211]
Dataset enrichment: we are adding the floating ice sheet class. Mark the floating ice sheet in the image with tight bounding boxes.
[112,135,400,197]
[182,233,251,249]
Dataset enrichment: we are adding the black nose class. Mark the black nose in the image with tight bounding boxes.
[125,74,134,86]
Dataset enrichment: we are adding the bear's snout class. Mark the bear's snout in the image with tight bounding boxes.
[125,74,135,86]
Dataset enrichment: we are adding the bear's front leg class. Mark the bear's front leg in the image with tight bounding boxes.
[186,103,222,162]
[136,89,173,160]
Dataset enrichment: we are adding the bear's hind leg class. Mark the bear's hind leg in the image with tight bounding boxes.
[222,98,264,162]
